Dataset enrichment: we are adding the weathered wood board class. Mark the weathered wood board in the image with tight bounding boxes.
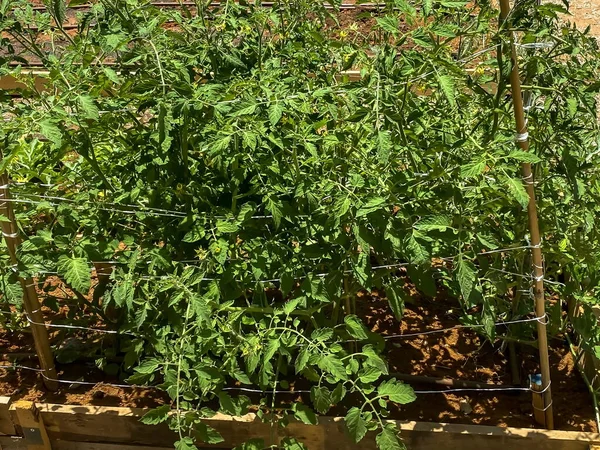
[0,398,599,450]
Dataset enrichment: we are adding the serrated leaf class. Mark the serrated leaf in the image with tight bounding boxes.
[377,130,392,163]
[57,255,90,293]
[456,258,477,301]
[103,67,121,83]
[50,0,66,24]
[175,437,197,450]
[268,102,284,126]
[414,215,453,231]
[376,424,405,450]
[318,355,348,380]
[311,386,332,414]
[280,438,308,450]
[293,404,318,425]
[423,0,433,15]
[1,275,23,305]
[332,383,347,404]
[233,439,265,450]
[377,379,416,404]
[216,220,239,234]
[39,119,62,148]
[461,160,486,178]
[363,345,388,375]
[386,280,406,321]
[505,176,530,208]
[295,348,310,374]
[376,16,399,35]
[345,407,367,443]
[183,223,205,243]
[359,366,383,383]
[436,74,456,107]
[136,358,160,374]
[344,314,369,340]
[508,150,541,163]
[77,95,99,120]
[140,404,170,425]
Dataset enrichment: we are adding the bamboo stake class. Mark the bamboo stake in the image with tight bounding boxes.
[498,0,553,429]
[0,171,57,391]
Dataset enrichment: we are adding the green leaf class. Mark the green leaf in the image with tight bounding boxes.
[183,223,205,243]
[311,386,332,414]
[216,220,239,234]
[318,355,348,380]
[386,280,406,321]
[344,314,369,340]
[293,404,318,425]
[77,95,99,120]
[233,439,265,450]
[295,348,310,374]
[103,67,121,83]
[331,383,347,404]
[345,407,367,443]
[140,405,170,425]
[423,0,433,15]
[456,258,477,301]
[359,366,382,383]
[376,424,405,450]
[197,423,224,444]
[508,151,541,163]
[377,379,416,404]
[39,120,62,148]
[280,438,308,450]
[377,130,393,164]
[175,437,197,450]
[50,0,66,24]
[376,16,399,35]
[505,176,530,208]
[1,273,23,305]
[268,102,284,126]
[436,74,456,107]
[135,358,160,374]
[357,197,386,217]
[461,160,486,178]
[57,256,90,293]
[414,215,453,232]
[363,345,388,375]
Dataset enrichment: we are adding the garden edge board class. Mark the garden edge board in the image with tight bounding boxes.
[0,396,599,450]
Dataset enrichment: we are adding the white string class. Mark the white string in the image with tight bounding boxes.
[380,314,547,339]
[515,132,529,142]
[1,231,18,238]
[517,42,554,49]
[0,364,546,396]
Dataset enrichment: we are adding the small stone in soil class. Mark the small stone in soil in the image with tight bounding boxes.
[92,390,105,399]
[459,399,473,415]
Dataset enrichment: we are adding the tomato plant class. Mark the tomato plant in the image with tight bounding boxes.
[1,0,600,448]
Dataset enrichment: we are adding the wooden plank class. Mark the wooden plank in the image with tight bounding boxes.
[0,436,27,450]
[0,397,15,436]
[35,403,600,450]
[53,443,175,450]
[9,401,51,450]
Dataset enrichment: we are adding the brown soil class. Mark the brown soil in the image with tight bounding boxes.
[355,291,596,431]
[1,280,596,432]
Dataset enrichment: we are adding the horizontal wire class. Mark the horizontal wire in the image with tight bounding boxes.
[0,363,539,396]
[380,314,547,340]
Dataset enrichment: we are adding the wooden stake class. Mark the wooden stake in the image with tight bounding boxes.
[9,400,52,450]
[498,0,553,429]
[0,172,57,391]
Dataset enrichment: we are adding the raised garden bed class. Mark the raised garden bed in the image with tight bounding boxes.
[0,397,599,450]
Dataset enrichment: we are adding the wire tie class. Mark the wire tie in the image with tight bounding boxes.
[515,132,529,142]
[532,399,553,412]
[533,263,544,270]
[2,231,18,238]
[0,184,9,189]
[533,274,544,282]
[534,380,552,394]
[518,42,554,49]
[536,313,549,325]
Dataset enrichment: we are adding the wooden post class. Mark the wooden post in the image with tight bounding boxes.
[0,171,57,391]
[0,396,16,435]
[498,0,554,429]
[9,400,52,450]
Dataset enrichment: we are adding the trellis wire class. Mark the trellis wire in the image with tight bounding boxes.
[0,362,537,395]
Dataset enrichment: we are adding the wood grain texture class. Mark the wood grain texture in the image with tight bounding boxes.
[33,403,600,450]
[9,401,51,450]
[0,397,15,436]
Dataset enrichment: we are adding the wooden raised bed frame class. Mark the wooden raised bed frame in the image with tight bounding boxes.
[0,396,599,450]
